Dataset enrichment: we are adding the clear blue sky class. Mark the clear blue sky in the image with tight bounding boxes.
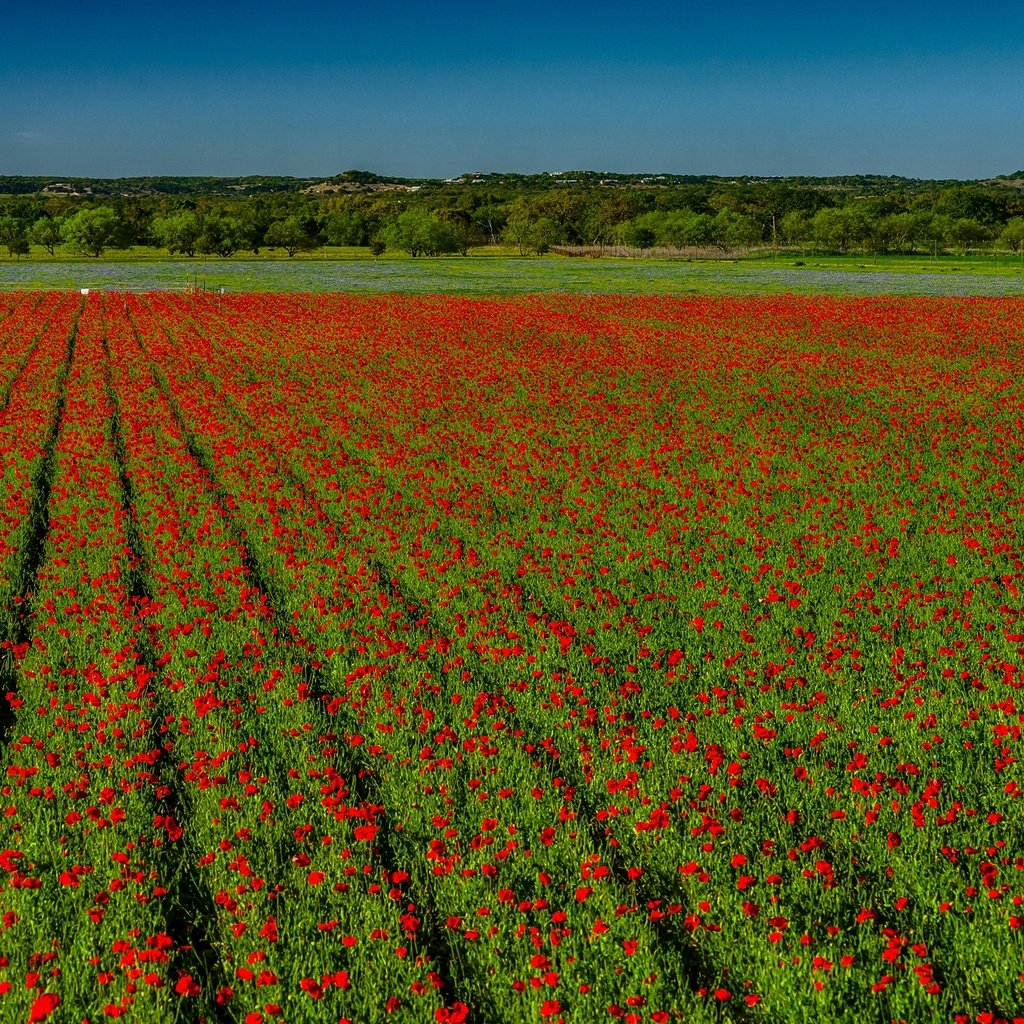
[3,0,1022,179]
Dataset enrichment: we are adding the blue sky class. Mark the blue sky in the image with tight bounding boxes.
[3,0,1022,178]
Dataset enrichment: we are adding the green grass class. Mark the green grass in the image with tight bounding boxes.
[0,243,527,263]
[746,249,1024,275]
[1,247,1023,295]
[3,244,1023,270]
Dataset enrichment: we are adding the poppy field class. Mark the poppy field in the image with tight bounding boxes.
[0,290,1022,1024]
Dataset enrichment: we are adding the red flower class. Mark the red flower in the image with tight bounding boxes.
[28,993,60,1022]
[175,975,200,997]
[299,978,323,999]
[435,1004,470,1023]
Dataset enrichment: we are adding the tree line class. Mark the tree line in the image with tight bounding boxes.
[2,175,1024,257]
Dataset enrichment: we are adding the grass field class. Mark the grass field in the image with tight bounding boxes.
[0,291,1021,1024]
[1,252,1023,295]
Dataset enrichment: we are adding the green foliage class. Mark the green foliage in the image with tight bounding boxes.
[29,217,62,255]
[0,215,29,256]
[622,223,657,253]
[381,208,467,256]
[151,211,202,256]
[660,210,714,249]
[811,206,871,253]
[2,172,1024,262]
[324,207,377,247]
[947,217,991,253]
[779,210,811,246]
[264,214,320,257]
[710,208,760,250]
[999,217,1024,252]
[60,205,123,257]
[196,214,248,257]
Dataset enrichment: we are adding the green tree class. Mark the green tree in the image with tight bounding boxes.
[471,202,506,246]
[432,193,481,246]
[659,210,713,252]
[915,212,954,257]
[999,217,1024,253]
[324,207,375,247]
[501,215,529,255]
[811,206,871,253]
[196,215,247,257]
[151,211,202,256]
[934,186,1007,226]
[30,217,62,255]
[947,217,990,254]
[501,213,556,255]
[710,182,804,246]
[876,212,921,253]
[584,194,641,248]
[264,215,320,257]
[0,216,29,256]
[236,206,271,255]
[779,210,811,248]
[527,191,589,244]
[113,198,151,246]
[710,209,760,252]
[618,214,660,254]
[61,206,122,257]
[383,208,463,257]
[627,224,657,254]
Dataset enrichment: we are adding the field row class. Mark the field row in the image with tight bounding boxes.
[0,292,1022,1023]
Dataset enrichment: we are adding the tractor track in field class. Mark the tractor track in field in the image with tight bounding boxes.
[124,304,494,1017]
[129,323,338,706]
[98,312,236,1023]
[129,304,562,649]
[131,304,510,1022]
[131,301,738,1013]
[0,297,67,714]
[0,297,80,743]
[0,293,46,417]
[9,300,79,606]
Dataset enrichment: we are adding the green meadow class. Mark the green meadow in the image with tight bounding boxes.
[1,249,1022,295]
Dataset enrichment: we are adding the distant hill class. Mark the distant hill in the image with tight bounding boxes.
[2,169,1022,198]
[0,175,320,197]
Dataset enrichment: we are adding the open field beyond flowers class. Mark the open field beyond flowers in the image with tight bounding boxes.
[0,291,1022,1024]
[2,256,1024,296]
